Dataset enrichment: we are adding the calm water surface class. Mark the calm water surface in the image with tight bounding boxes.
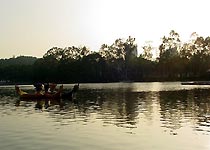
[0,82,210,150]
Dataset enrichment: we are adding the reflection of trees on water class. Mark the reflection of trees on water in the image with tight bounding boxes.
[1,87,210,133]
[137,92,158,122]
[99,91,140,128]
[159,90,188,130]
[56,89,158,129]
[30,88,146,128]
[72,88,210,132]
[159,89,210,132]
[72,89,141,128]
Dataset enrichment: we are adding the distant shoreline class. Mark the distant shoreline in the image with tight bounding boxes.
[2,80,210,86]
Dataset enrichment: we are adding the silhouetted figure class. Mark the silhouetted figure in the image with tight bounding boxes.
[49,83,57,93]
[72,83,79,93]
[33,83,43,94]
[44,83,50,93]
[61,83,79,100]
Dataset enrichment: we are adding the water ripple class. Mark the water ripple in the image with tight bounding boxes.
[1,83,210,150]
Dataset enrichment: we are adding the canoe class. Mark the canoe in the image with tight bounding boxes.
[15,85,61,99]
[15,84,79,100]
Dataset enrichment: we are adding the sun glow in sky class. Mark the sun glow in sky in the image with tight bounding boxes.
[1,0,210,58]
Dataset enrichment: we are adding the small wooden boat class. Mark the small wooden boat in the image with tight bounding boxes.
[15,85,61,99]
[15,84,79,100]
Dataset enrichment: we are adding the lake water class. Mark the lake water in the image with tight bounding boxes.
[0,82,210,150]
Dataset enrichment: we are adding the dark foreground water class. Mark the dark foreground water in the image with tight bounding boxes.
[0,82,210,150]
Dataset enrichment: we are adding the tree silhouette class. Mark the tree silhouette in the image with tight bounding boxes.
[1,31,210,84]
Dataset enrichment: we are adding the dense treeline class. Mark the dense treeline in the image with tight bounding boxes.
[1,30,210,84]
[0,56,37,83]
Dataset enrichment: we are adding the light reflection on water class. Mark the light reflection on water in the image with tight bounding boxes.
[0,82,210,150]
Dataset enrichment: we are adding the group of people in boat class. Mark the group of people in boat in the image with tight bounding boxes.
[15,83,79,100]
[34,83,62,95]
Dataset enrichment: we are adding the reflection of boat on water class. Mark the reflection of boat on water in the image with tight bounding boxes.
[181,81,210,85]
[15,83,79,100]
[15,96,66,109]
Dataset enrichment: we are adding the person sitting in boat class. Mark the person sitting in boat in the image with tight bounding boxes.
[44,83,63,93]
[44,83,63,99]
[44,83,50,93]
[49,83,57,93]
[43,83,51,97]
[33,83,44,95]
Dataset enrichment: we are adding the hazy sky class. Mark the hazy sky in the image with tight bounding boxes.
[1,0,210,58]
